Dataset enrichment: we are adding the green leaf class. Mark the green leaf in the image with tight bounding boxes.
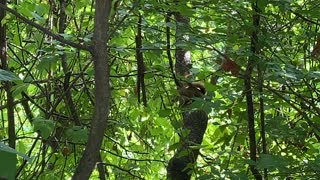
[35,3,49,16]
[198,175,214,180]
[0,142,31,162]
[37,55,59,71]
[31,12,45,23]
[0,150,16,180]
[168,142,180,151]
[244,159,257,166]
[33,117,55,139]
[158,109,171,117]
[17,3,33,18]
[65,126,88,144]
[257,0,268,10]
[257,154,288,171]
[12,83,29,97]
[306,71,320,79]
[0,69,20,81]
[176,6,195,17]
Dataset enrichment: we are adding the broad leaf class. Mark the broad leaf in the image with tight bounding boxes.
[33,117,55,140]
[0,69,20,81]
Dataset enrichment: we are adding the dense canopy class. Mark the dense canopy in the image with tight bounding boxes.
[1,0,320,179]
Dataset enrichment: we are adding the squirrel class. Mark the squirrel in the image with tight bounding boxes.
[178,82,206,106]
[165,14,206,106]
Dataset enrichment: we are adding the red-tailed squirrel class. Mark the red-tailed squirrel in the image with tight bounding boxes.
[178,82,206,106]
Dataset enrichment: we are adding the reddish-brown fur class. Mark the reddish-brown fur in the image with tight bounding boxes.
[178,82,206,106]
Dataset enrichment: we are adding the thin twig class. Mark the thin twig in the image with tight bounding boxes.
[0,3,92,52]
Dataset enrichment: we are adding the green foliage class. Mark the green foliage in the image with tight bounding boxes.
[1,0,320,179]
[257,154,288,171]
[33,117,55,140]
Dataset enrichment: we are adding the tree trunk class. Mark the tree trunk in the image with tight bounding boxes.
[72,0,112,179]
[167,6,208,179]
[0,0,15,149]
[167,110,208,179]
[244,1,262,179]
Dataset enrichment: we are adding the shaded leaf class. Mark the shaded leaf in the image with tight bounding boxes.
[33,117,55,140]
[0,69,20,81]
[257,154,288,171]
[0,150,16,180]
[0,142,31,162]
[65,126,88,144]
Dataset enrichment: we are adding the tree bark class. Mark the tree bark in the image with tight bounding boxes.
[167,110,208,179]
[174,12,192,77]
[244,1,262,179]
[72,0,112,179]
[0,0,15,149]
